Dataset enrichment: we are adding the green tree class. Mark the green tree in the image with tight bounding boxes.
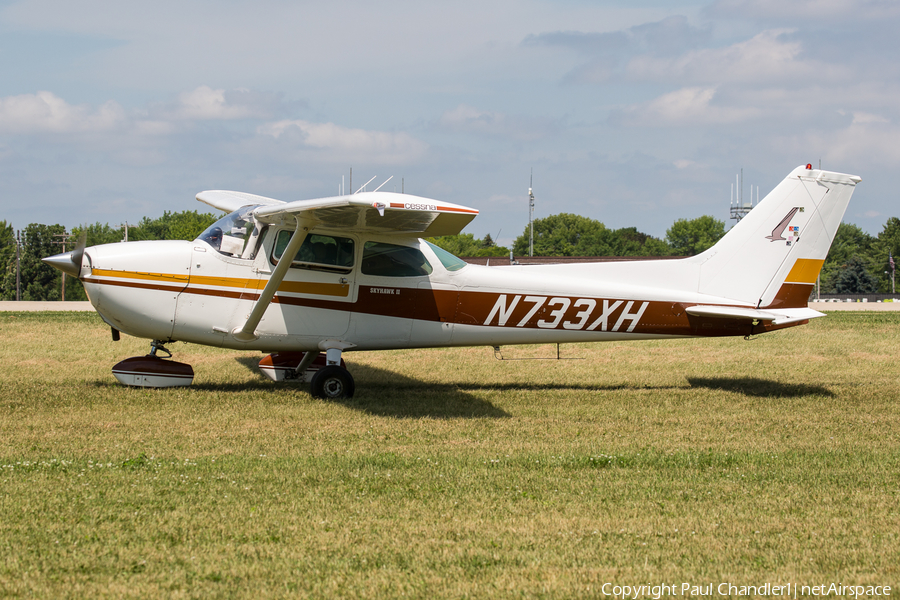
[606,227,672,257]
[427,233,508,257]
[832,256,878,294]
[512,213,608,256]
[665,215,725,256]
[820,223,876,293]
[130,210,219,241]
[72,222,128,246]
[0,221,16,300]
[5,223,67,301]
[512,213,671,257]
[872,217,900,293]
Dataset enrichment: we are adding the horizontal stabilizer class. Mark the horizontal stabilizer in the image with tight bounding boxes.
[685,305,825,325]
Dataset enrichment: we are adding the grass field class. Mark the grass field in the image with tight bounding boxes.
[0,311,898,598]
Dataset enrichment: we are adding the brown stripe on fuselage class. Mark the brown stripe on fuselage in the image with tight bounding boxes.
[86,274,801,338]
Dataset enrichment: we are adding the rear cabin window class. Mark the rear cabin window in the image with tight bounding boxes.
[272,230,355,273]
[361,242,433,277]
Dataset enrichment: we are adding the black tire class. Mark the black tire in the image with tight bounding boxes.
[310,365,355,399]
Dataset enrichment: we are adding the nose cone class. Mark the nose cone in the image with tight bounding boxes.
[43,249,83,278]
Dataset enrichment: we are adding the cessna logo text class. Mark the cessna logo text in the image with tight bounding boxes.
[484,295,649,332]
[404,202,438,211]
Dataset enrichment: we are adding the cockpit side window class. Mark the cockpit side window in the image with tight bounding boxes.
[196,206,256,258]
[272,230,355,273]
[361,241,433,277]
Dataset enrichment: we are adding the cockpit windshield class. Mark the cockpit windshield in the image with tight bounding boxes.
[196,206,258,257]
[424,240,468,272]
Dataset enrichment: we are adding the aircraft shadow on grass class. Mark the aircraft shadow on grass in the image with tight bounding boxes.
[687,377,834,398]
[88,360,830,419]
[230,356,511,419]
[228,360,833,410]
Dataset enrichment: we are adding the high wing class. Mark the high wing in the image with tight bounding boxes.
[198,189,479,342]
[197,190,479,237]
[196,190,285,214]
[253,191,478,237]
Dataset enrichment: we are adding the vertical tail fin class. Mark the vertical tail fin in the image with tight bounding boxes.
[693,165,861,308]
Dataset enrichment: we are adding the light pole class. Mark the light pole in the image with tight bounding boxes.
[528,170,534,257]
[890,252,896,294]
[15,230,20,302]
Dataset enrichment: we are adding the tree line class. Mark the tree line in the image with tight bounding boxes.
[0,211,218,301]
[1,210,897,301]
[429,213,900,295]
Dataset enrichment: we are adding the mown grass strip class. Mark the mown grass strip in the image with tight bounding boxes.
[0,311,897,598]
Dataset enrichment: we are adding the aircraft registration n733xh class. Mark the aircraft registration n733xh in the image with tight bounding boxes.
[44,164,860,399]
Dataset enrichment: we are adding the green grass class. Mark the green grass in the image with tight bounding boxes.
[0,311,898,598]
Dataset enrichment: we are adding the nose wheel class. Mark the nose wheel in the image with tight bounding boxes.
[112,340,194,388]
[309,347,354,399]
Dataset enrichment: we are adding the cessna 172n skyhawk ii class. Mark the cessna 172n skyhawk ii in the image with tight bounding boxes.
[44,164,859,399]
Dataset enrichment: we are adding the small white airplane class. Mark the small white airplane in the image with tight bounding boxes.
[44,164,860,398]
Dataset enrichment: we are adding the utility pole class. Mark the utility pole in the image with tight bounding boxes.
[51,232,72,301]
[528,170,535,257]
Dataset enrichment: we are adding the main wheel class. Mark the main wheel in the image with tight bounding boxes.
[310,365,355,399]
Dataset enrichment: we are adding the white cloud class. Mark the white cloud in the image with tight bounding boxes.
[624,29,839,85]
[811,120,900,166]
[0,86,291,138]
[708,0,900,20]
[0,91,125,134]
[257,120,428,165]
[621,87,759,126]
[851,111,889,125]
[438,104,557,141]
[441,105,503,132]
[173,86,252,120]
[163,86,282,121]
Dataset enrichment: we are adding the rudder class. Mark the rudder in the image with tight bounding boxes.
[693,165,861,308]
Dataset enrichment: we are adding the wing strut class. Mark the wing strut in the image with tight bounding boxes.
[233,216,311,342]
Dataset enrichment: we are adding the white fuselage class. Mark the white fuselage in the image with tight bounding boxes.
[78,229,778,354]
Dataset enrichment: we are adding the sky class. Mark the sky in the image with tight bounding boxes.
[1,0,898,247]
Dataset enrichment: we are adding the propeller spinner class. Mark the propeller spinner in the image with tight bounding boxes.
[42,231,86,278]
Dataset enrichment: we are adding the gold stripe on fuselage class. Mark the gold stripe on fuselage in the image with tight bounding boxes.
[89,269,348,297]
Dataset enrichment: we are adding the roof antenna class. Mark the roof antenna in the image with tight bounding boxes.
[354,175,377,194]
[372,176,393,193]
